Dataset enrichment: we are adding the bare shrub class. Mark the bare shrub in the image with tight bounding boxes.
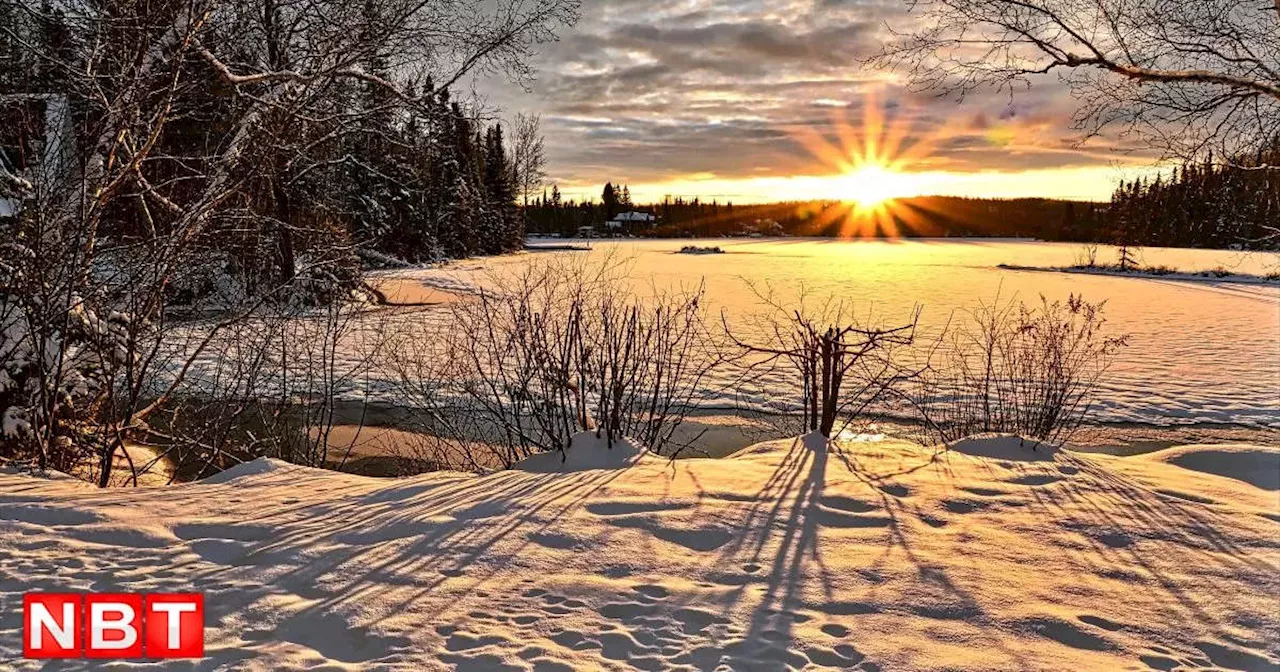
[386,257,722,470]
[725,285,922,439]
[450,260,598,465]
[587,282,718,452]
[0,245,389,485]
[1117,244,1140,272]
[907,294,1128,447]
[1075,243,1100,268]
[256,300,388,469]
[384,305,520,472]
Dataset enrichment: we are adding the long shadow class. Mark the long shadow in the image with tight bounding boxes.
[1018,452,1280,632]
[652,435,833,668]
[716,436,1032,668]
[738,435,829,660]
[0,459,633,667]
[679,436,992,668]
[194,464,629,641]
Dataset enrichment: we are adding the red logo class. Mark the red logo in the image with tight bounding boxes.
[23,593,204,659]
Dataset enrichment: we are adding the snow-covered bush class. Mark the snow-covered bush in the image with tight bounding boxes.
[162,252,250,311]
[1,233,135,472]
[292,247,365,307]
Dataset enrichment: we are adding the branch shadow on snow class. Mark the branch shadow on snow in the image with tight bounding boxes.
[1,460,631,668]
[670,434,995,670]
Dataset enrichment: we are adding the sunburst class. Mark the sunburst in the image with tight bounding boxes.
[788,91,958,238]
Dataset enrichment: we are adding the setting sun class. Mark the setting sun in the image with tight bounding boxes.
[779,92,954,238]
[840,163,912,209]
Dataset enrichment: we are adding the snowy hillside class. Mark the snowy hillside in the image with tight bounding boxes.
[1,434,1278,670]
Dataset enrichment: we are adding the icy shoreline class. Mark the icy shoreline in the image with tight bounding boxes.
[998,262,1280,286]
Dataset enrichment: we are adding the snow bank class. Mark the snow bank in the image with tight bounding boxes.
[946,434,1060,462]
[2,436,1278,671]
[198,457,294,485]
[1138,443,1280,491]
[0,464,88,486]
[999,262,1280,286]
[727,430,829,459]
[514,431,652,473]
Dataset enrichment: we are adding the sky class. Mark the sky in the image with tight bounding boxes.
[476,0,1164,205]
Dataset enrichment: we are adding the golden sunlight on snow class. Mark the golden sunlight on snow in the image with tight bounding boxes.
[2,433,1277,670]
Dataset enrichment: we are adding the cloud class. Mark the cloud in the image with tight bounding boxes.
[474,0,1147,202]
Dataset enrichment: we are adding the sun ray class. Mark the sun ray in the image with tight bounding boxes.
[785,92,955,238]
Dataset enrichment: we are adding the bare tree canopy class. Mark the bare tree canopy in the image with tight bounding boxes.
[0,0,578,483]
[879,0,1280,164]
[512,113,547,206]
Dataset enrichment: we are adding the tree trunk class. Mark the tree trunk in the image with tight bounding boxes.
[97,439,114,487]
[807,356,819,432]
[819,334,838,437]
[272,162,296,286]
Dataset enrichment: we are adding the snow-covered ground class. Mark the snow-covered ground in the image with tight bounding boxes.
[360,240,1280,428]
[155,240,1280,431]
[2,433,1277,670]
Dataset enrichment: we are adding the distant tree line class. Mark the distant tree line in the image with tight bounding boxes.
[524,190,733,235]
[525,163,1277,249]
[1108,142,1280,251]
[524,191,1106,241]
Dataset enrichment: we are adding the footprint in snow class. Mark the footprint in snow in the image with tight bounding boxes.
[942,499,988,514]
[1194,640,1278,672]
[585,501,689,516]
[633,584,670,599]
[821,623,851,637]
[960,486,1008,497]
[1077,614,1126,631]
[1007,473,1063,486]
[917,513,948,528]
[819,495,877,513]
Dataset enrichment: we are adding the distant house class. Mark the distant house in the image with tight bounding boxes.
[740,218,783,237]
[605,211,656,231]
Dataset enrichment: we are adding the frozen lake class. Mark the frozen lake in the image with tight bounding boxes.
[407,238,1280,428]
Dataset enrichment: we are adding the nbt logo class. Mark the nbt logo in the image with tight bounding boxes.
[23,593,204,659]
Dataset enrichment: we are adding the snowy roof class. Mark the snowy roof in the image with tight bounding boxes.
[610,211,655,222]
